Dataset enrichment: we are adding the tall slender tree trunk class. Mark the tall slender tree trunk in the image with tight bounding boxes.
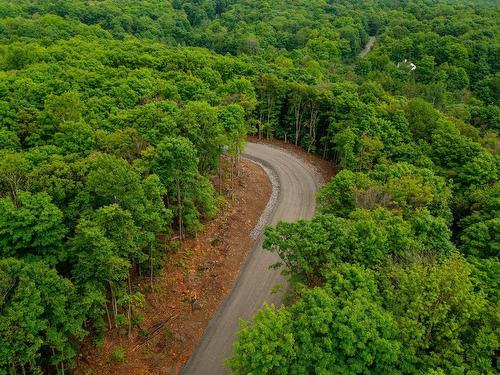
[109,283,118,328]
[150,245,154,290]
[259,111,264,139]
[308,104,318,153]
[176,179,183,241]
[218,159,222,195]
[231,157,235,191]
[294,103,304,146]
[104,301,112,329]
[237,154,241,177]
[127,273,132,339]
[266,96,274,140]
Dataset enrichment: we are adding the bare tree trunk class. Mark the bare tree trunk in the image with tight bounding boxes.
[150,245,154,290]
[109,283,118,328]
[176,179,183,241]
[294,103,304,146]
[259,111,264,139]
[266,97,274,141]
[307,104,318,153]
[127,273,132,339]
[104,301,112,329]
[294,107,300,145]
[231,157,235,191]
[218,159,222,195]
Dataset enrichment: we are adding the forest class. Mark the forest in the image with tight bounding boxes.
[0,0,498,374]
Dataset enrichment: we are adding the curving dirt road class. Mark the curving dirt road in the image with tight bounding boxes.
[181,142,321,375]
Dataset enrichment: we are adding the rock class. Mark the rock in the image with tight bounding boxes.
[191,299,202,311]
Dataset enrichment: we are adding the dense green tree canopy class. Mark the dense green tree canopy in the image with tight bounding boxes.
[0,0,498,373]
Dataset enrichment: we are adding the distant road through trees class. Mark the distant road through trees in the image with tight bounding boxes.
[360,36,376,57]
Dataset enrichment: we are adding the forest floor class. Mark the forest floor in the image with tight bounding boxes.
[76,157,271,375]
[76,140,336,375]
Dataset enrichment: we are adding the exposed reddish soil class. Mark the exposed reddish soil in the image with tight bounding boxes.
[76,142,335,375]
[76,159,271,375]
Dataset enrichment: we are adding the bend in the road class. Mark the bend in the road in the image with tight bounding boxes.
[181,142,321,375]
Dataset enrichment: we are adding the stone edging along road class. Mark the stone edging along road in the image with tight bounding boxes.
[181,142,322,375]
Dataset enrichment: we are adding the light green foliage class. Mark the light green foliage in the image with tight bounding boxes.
[405,98,441,141]
[379,256,497,373]
[0,151,31,203]
[176,101,223,173]
[229,265,401,374]
[318,163,452,222]
[96,127,148,162]
[217,78,257,113]
[231,257,498,374]
[316,170,374,217]
[43,92,82,126]
[108,102,178,145]
[0,128,20,150]
[69,210,131,290]
[218,104,247,158]
[153,136,198,186]
[288,287,400,374]
[152,135,218,236]
[468,256,500,303]
[109,347,126,364]
[228,305,294,375]
[53,121,95,155]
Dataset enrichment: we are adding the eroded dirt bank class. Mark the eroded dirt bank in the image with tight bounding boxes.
[77,158,272,375]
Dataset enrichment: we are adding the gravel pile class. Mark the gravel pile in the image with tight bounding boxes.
[248,160,280,240]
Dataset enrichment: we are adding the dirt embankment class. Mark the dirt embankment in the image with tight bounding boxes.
[77,141,336,375]
[77,159,272,375]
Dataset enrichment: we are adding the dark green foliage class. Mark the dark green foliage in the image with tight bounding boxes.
[0,258,86,374]
[264,208,453,285]
[0,192,67,263]
[459,182,500,259]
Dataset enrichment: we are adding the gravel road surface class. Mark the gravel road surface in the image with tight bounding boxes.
[360,36,376,57]
[181,142,321,375]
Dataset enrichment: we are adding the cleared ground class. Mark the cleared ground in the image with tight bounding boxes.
[181,142,321,375]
